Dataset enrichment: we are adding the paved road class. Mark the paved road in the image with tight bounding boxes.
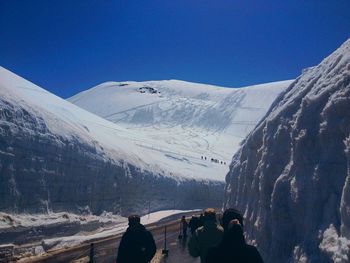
[83,221,200,263]
[19,217,200,263]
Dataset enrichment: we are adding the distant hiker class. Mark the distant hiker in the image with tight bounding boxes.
[206,219,264,263]
[189,215,201,235]
[181,215,188,238]
[117,215,156,263]
[188,208,224,263]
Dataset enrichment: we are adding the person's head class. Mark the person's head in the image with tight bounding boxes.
[204,208,216,221]
[223,219,245,245]
[222,208,244,231]
[128,215,140,227]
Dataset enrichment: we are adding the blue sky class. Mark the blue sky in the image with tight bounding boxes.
[0,1,349,98]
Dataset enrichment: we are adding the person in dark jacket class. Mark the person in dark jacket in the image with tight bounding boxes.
[181,215,188,238]
[117,215,156,263]
[207,212,264,263]
[199,213,204,227]
[221,208,244,230]
[188,208,224,263]
[189,215,201,235]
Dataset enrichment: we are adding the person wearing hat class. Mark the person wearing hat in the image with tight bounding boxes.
[188,208,224,263]
[117,215,156,263]
[206,218,263,263]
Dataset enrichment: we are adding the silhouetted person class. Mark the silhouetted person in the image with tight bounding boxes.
[199,213,204,226]
[188,208,224,263]
[206,220,264,263]
[189,216,201,235]
[181,215,188,238]
[117,215,156,263]
[221,208,244,230]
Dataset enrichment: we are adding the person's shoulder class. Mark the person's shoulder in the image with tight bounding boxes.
[141,226,151,235]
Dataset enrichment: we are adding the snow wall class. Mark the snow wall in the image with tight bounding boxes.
[224,39,350,262]
[0,86,223,216]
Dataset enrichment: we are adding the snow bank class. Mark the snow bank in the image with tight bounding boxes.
[0,67,224,215]
[0,209,195,259]
[224,39,350,262]
[140,209,200,225]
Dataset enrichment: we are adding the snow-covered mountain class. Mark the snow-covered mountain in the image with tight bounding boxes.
[225,39,350,262]
[69,79,292,178]
[0,67,224,215]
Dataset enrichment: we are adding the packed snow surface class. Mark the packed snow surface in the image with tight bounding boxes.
[69,79,292,180]
[225,39,350,262]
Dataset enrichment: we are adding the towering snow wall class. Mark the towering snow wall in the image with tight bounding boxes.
[225,39,350,262]
[0,67,223,215]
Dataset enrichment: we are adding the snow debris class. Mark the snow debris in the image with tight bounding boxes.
[319,225,350,263]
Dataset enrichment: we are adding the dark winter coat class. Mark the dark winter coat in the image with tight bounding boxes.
[206,244,263,263]
[189,216,201,234]
[188,220,224,263]
[206,224,264,263]
[117,223,156,263]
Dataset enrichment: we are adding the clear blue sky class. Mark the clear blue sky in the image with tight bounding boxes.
[1,1,349,98]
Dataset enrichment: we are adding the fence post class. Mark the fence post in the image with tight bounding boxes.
[162,226,169,256]
[89,243,94,263]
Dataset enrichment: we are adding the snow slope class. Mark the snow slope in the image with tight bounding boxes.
[69,79,292,174]
[224,39,350,262]
[0,67,224,214]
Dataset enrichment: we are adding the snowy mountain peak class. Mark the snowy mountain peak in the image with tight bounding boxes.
[69,79,292,168]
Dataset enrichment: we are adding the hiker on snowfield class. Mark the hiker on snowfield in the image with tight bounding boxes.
[117,215,156,263]
[206,219,264,263]
[188,208,224,263]
[181,215,188,238]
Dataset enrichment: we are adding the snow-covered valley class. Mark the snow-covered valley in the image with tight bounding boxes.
[69,79,292,175]
[225,39,350,262]
[0,65,291,258]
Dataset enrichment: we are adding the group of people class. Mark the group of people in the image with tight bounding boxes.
[116,208,263,263]
[200,156,227,165]
[187,208,263,263]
